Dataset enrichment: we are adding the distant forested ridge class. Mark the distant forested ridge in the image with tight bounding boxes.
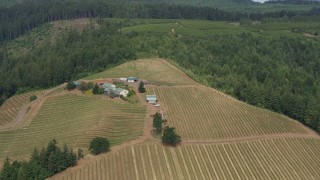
[1,0,320,41]
[267,0,320,5]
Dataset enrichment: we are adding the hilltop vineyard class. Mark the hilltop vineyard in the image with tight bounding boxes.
[147,85,307,141]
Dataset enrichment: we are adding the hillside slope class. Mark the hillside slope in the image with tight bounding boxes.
[0,91,146,161]
[86,59,314,141]
[51,58,320,180]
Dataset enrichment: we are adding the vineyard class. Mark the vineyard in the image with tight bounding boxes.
[85,59,196,86]
[0,93,146,161]
[51,138,320,180]
[147,85,308,141]
[0,91,43,127]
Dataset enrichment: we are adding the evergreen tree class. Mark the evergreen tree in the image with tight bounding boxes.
[0,157,13,180]
[138,81,145,93]
[153,112,163,134]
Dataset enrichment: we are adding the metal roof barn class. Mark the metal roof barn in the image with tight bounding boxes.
[146,95,157,103]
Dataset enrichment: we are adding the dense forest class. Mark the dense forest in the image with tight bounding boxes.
[1,0,320,41]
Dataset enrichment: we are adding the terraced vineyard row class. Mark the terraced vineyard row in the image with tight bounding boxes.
[0,94,146,160]
[147,85,307,141]
[0,91,43,126]
[52,138,320,180]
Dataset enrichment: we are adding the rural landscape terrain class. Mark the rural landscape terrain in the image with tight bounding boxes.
[1,0,320,179]
[1,58,320,179]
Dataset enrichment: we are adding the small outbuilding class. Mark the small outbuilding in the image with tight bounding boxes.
[73,81,81,87]
[119,78,127,81]
[127,77,139,83]
[104,87,113,93]
[114,88,129,97]
[102,83,116,89]
[146,95,157,104]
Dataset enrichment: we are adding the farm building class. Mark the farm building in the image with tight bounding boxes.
[102,83,116,89]
[104,87,114,93]
[114,88,129,97]
[127,77,139,83]
[146,95,157,104]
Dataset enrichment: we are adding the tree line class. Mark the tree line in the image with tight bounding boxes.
[1,0,320,41]
[0,140,77,179]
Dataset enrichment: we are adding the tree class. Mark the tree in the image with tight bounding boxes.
[77,148,84,159]
[0,157,13,180]
[153,112,163,134]
[138,81,145,93]
[66,81,76,90]
[92,84,103,94]
[79,81,88,91]
[161,126,181,146]
[89,137,110,155]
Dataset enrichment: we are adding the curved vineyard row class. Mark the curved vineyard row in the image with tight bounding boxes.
[51,138,320,180]
[0,91,44,127]
[0,94,146,161]
[147,85,307,141]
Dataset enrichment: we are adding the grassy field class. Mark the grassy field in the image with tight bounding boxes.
[0,91,43,127]
[147,85,307,141]
[0,93,146,161]
[51,138,320,180]
[85,59,197,86]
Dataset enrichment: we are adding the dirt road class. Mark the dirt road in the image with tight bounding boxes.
[0,83,66,131]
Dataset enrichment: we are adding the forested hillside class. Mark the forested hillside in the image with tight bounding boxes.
[1,0,320,42]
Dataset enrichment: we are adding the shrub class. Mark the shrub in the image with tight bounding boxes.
[87,82,94,89]
[89,137,110,155]
[66,81,76,90]
[79,81,88,91]
[30,95,37,102]
[92,84,104,94]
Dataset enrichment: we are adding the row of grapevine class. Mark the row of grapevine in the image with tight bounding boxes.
[0,91,43,126]
[147,85,307,141]
[0,93,146,160]
[52,138,320,180]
